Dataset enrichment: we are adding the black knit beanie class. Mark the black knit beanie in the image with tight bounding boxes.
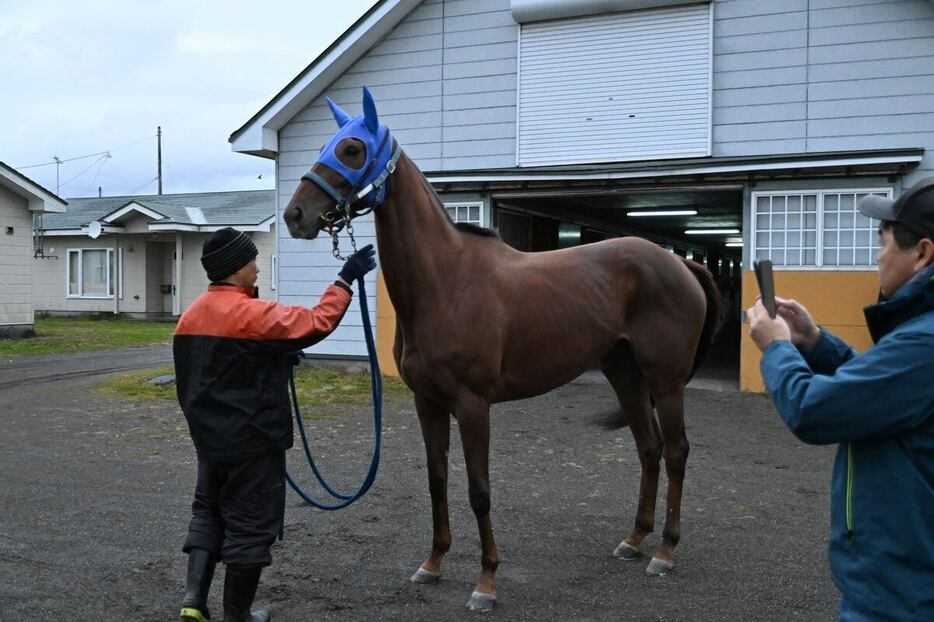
[201,227,258,282]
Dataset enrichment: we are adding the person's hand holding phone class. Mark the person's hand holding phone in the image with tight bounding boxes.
[775,297,821,351]
[747,300,791,352]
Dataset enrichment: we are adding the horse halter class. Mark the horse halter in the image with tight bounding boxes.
[301,88,403,259]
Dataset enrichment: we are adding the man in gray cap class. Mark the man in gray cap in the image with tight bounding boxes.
[746,178,934,621]
[173,227,376,622]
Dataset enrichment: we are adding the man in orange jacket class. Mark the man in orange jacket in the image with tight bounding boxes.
[173,227,375,622]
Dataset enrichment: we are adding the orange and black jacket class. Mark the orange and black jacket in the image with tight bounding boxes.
[173,283,352,462]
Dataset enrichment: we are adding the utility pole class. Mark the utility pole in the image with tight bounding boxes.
[98,186,102,198]
[53,156,62,194]
[157,126,163,195]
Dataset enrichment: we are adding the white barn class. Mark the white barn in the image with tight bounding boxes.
[231,0,934,389]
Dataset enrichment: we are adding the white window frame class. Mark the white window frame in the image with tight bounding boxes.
[270,255,277,290]
[66,247,123,299]
[443,201,487,227]
[750,188,892,270]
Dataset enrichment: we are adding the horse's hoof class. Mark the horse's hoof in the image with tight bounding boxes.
[465,590,496,611]
[645,556,674,576]
[409,567,441,584]
[613,541,643,560]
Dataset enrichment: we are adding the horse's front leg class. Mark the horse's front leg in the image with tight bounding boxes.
[410,393,452,584]
[454,393,499,611]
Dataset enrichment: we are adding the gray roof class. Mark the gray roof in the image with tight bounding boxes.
[41,189,274,231]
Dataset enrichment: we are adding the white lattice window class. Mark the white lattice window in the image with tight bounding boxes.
[444,201,485,226]
[752,189,891,268]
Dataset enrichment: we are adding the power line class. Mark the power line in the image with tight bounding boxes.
[58,153,111,192]
[14,134,155,170]
[16,150,111,170]
[76,156,112,198]
[128,176,159,195]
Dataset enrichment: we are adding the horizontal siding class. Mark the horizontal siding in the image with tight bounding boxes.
[803,0,934,166]
[0,188,34,325]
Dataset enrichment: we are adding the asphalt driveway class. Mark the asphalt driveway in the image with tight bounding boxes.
[0,347,838,621]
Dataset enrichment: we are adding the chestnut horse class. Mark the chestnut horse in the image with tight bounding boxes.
[284,88,720,610]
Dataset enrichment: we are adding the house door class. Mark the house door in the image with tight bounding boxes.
[145,243,163,314]
[161,243,176,313]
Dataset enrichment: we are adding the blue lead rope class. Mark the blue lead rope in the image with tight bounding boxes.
[285,277,382,510]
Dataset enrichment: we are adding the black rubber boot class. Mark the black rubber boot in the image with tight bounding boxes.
[223,565,270,622]
[180,548,217,621]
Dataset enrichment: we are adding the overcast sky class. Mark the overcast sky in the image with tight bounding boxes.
[1,0,376,199]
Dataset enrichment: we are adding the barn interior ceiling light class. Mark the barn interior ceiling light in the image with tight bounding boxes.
[684,228,740,235]
[725,242,743,247]
[627,210,698,217]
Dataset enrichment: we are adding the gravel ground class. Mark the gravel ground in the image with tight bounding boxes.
[0,353,838,621]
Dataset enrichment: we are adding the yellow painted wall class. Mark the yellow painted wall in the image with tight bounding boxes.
[376,272,400,377]
[740,270,879,392]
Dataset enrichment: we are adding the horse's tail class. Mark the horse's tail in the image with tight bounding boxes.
[682,259,722,380]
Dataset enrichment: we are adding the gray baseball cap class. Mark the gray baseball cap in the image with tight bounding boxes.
[858,177,934,239]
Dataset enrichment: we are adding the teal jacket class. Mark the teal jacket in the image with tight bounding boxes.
[760,264,934,621]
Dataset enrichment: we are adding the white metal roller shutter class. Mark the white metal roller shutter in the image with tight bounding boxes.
[517,3,711,166]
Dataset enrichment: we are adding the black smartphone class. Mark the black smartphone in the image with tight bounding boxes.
[754,259,777,319]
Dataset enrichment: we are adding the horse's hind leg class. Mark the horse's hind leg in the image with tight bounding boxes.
[601,340,662,562]
[643,385,689,576]
[410,394,452,584]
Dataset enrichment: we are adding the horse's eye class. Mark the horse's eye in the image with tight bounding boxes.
[346,146,360,156]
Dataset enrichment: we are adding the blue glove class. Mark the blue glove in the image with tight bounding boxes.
[338,244,377,283]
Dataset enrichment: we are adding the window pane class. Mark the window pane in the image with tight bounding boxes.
[756,214,769,229]
[772,214,785,229]
[756,232,769,248]
[823,249,837,265]
[469,206,480,222]
[825,195,838,212]
[824,213,838,228]
[839,194,854,212]
[787,195,801,213]
[840,231,854,246]
[82,250,108,296]
[69,252,79,295]
[839,249,854,265]
[756,196,770,214]
[787,212,801,228]
[840,212,854,228]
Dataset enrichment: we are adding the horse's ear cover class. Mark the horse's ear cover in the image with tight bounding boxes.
[362,87,379,134]
[327,97,352,128]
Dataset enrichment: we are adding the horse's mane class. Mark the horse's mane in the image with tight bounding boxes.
[412,161,502,240]
[454,222,501,239]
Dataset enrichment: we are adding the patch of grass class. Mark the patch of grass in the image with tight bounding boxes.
[292,366,410,408]
[96,365,412,409]
[97,366,178,402]
[0,317,176,357]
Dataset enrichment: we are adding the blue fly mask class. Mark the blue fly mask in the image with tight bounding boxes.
[301,87,404,238]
